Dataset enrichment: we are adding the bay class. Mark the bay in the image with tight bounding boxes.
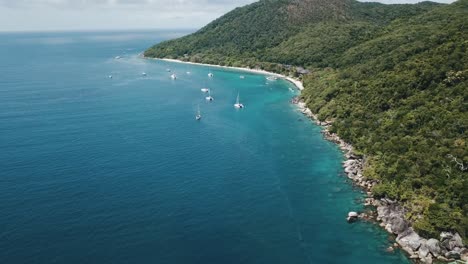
[0,30,409,264]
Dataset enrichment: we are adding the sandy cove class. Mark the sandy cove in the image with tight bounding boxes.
[142,57,305,91]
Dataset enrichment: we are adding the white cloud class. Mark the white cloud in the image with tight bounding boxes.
[359,0,455,3]
[0,0,457,32]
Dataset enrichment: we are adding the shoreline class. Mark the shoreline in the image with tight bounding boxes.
[142,56,305,90]
[142,55,466,263]
[294,100,467,263]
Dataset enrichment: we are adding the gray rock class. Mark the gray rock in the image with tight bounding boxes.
[420,255,433,264]
[461,247,468,255]
[397,228,422,251]
[418,240,429,258]
[381,198,397,204]
[343,160,356,167]
[440,232,454,241]
[445,250,461,259]
[385,223,393,233]
[449,233,464,249]
[436,255,450,262]
[440,232,464,251]
[390,217,408,234]
[396,227,413,240]
[377,205,390,219]
[461,251,468,262]
[426,238,441,257]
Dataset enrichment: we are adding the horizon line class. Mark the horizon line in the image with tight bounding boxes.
[0,27,198,34]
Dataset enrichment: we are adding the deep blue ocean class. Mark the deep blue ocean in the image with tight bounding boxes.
[0,31,410,264]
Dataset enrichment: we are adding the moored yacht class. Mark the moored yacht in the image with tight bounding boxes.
[171,73,177,80]
[205,90,214,101]
[201,88,209,93]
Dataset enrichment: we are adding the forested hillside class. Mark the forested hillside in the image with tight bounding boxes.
[145,0,468,242]
[145,0,437,68]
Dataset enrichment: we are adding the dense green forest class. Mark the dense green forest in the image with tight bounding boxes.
[145,0,468,242]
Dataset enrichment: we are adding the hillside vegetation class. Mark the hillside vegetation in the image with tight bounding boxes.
[145,0,468,241]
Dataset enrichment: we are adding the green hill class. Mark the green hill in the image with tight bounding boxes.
[145,0,468,241]
[144,0,437,67]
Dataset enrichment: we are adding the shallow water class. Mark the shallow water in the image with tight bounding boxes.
[0,30,410,264]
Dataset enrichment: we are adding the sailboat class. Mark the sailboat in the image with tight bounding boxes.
[234,92,244,108]
[195,105,201,120]
[170,73,177,80]
[205,89,214,101]
[208,72,214,78]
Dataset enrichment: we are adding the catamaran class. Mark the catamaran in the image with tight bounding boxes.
[196,105,201,120]
[266,76,278,81]
[234,92,244,109]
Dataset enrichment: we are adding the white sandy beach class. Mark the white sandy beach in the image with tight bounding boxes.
[145,57,304,91]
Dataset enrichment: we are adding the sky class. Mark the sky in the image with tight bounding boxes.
[0,0,457,32]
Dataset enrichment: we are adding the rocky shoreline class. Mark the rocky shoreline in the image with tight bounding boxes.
[292,97,467,264]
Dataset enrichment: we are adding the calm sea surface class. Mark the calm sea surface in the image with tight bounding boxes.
[0,31,410,264]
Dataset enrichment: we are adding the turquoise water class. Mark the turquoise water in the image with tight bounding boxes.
[0,31,410,264]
